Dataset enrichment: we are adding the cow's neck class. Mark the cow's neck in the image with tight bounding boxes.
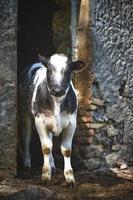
[52,95,65,115]
[48,86,71,115]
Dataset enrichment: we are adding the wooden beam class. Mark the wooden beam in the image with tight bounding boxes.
[74,0,93,107]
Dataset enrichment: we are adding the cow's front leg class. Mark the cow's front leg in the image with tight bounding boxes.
[35,116,53,183]
[61,118,76,186]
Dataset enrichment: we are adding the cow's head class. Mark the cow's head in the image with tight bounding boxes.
[39,54,86,97]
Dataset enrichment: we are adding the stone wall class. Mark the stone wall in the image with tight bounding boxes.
[75,0,133,171]
[0,0,132,175]
[0,0,17,174]
[49,0,133,171]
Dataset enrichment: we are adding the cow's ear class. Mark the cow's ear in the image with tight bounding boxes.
[71,60,87,72]
[39,54,49,67]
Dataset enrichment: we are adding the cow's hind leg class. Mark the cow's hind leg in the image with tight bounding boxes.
[22,113,32,168]
[61,118,76,186]
[35,116,53,183]
[49,134,56,173]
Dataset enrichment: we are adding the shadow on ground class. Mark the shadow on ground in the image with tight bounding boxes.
[0,168,133,200]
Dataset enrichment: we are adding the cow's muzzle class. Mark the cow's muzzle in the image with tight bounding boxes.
[51,87,65,97]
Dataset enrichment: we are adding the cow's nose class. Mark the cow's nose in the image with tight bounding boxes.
[51,87,65,97]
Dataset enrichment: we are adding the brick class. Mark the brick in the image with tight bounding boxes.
[79,123,106,129]
[78,116,93,123]
[92,98,104,106]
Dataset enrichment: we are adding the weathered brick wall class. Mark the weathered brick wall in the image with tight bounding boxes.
[52,0,133,171]
[75,0,133,171]
[0,0,17,174]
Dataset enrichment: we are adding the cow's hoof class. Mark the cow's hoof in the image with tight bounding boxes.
[41,178,49,186]
[21,167,32,179]
[41,177,52,186]
[42,166,51,179]
[66,179,76,188]
[65,170,76,188]
[24,158,31,169]
[42,173,51,185]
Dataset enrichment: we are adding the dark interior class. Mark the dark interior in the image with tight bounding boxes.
[17,0,61,176]
[17,0,58,75]
[17,0,85,177]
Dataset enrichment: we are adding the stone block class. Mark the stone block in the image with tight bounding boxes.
[0,0,17,175]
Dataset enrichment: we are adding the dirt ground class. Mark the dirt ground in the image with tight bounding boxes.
[0,167,133,200]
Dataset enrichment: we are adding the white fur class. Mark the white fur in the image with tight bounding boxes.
[50,54,68,69]
[24,56,77,184]
[31,65,46,115]
[64,157,75,183]
[35,116,53,180]
[35,107,76,137]
[34,97,77,183]
[54,71,62,85]
[50,54,68,85]
[28,63,44,78]
[61,115,76,184]
[35,116,52,147]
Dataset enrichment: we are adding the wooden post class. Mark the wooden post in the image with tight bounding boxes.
[71,0,92,108]
[71,0,78,60]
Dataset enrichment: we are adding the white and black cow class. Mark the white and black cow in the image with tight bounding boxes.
[20,53,86,185]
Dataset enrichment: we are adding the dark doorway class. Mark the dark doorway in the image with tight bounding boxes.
[17,0,57,75]
[17,0,58,176]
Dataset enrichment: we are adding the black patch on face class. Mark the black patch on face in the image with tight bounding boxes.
[61,85,77,114]
[62,67,71,89]
[46,63,54,89]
